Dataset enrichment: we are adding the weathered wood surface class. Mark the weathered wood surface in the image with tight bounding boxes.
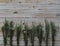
[0,2,60,46]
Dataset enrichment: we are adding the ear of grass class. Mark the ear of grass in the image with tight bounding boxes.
[1,19,9,46]
[16,24,21,46]
[22,23,28,46]
[50,21,57,46]
[45,19,50,46]
[30,23,36,46]
[36,23,43,46]
[9,21,14,46]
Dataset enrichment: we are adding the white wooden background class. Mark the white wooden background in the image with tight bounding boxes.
[0,2,60,46]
